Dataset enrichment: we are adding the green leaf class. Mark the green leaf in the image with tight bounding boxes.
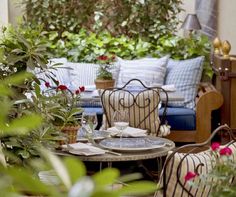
[63,157,86,184]
[3,72,33,86]
[2,114,42,135]
[93,168,120,187]
[1,166,60,196]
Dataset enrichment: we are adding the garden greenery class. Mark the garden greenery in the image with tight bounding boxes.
[18,0,212,79]
[21,0,182,40]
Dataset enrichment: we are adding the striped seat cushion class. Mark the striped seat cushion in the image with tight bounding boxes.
[156,142,236,197]
[101,89,160,136]
[117,56,169,87]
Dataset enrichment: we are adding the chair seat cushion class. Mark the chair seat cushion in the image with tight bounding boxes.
[159,107,196,130]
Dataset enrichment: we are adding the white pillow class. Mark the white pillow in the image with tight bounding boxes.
[68,62,120,90]
[68,62,99,90]
[117,56,169,87]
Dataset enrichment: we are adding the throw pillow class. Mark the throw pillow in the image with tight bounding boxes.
[156,142,236,197]
[117,56,169,87]
[32,58,70,90]
[164,56,204,109]
[68,62,99,90]
[68,62,120,90]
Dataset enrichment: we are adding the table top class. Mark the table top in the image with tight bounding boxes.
[55,137,175,162]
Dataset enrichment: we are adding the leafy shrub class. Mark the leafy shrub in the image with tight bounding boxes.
[20,0,182,40]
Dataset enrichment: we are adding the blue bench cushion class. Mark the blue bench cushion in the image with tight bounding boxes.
[159,107,196,130]
[83,107,103,115]
[83,106,196,130]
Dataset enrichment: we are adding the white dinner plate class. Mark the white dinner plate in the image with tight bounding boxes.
[99,137,166,152]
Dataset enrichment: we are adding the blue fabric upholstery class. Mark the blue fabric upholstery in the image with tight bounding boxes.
[83,107,103,115]
[159,107,196,130]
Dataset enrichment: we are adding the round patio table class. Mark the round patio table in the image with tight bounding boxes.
[56,137,175,162]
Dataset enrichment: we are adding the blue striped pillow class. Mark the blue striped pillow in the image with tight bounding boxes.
[164,57,204,109]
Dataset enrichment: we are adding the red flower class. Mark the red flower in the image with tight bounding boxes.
[219,147,232,156]
[45,82,50,88]
[57,85,68,91]
[79,86,85,92]
[97,55,108,61]
[75,89,80,95]
[184,171,197,182]
[211,142,220,151]
[111,55,116,60]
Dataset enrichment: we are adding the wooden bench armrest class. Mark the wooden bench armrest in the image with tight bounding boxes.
[195,83,223,142]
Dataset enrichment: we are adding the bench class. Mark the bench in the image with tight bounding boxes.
[35,58,223,143]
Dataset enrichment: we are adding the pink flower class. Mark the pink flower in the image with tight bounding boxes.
[45,82,50,88]
[57,85,68,91]
[75,89,80,95]
[219,147,232,156]
[184,171,197,182]
[211,142,220,151]
[79,86,85,92]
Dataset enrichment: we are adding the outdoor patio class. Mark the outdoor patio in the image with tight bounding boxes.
[0,0,236,196]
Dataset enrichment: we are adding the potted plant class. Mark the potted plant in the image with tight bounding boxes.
[43,83,85,144]
[94,54,116,89]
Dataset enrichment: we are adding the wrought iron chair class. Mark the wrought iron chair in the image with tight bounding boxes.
[157,124,236,197]
[100,78,168,136]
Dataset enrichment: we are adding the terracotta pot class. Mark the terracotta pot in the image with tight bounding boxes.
[59,125,80,144]
[94,79,115,89]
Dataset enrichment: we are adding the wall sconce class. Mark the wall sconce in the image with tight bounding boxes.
[181,14,201,34]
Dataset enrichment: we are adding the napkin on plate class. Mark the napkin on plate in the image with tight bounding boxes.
[107,126,147,137]
[161,84,176,92]
[62,142,106,156]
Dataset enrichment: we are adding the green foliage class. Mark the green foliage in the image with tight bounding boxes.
[21,0,182,40]
[0,73,157,197]
[0,25,50,78]
[46,29,212,80]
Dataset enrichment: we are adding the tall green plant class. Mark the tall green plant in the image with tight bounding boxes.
[20,0,182,40]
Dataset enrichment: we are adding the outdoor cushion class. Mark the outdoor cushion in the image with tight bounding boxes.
[159,107,196,130]
[117,56,169,87]
[101,89,161,136]
[31,58,70,90]
[67,62,99,90]
[68,62,120,90]
[164,57,204,109]
[83,107,103,115]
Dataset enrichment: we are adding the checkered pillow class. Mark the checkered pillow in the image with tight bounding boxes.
[164,57,204,109]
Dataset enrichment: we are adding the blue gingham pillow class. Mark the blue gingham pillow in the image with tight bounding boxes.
[164,57,204,109]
